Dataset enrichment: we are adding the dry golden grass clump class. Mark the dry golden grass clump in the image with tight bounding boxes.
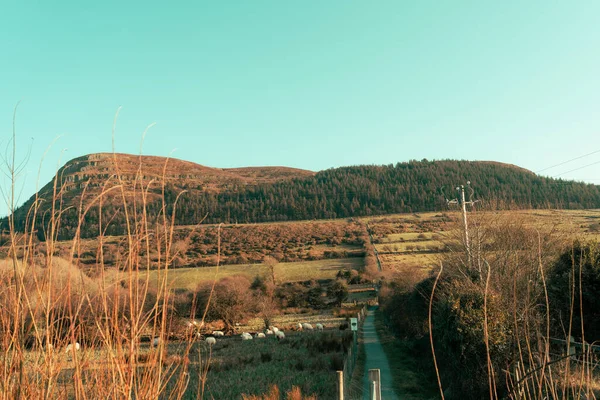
[0,119,217,399]
[242,384,317,400]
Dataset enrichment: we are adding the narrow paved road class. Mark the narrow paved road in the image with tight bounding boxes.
[362,306,399,400]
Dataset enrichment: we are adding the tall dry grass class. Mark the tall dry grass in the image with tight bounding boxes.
[0,110,214,399]
[241,384,317,400]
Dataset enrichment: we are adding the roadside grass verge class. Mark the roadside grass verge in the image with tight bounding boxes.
[346,325,366,399]
[373,309,438,400]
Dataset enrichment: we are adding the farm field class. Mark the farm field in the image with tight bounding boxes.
[145,257,365,291]
[133,208,600,298]
[374,239,446,253]
[173,331,354,399]
[364,209,600,276]
[36,218,367,276]
[241,309,351,332]
[346,290,378,303]
[21,330,352,400]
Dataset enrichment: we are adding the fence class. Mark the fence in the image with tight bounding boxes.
[550,337,600,354]
[508,336,600,397]
[549,336,600,366]
[347,283,378,292]
[365,223,382,271]
[338,305,367,399]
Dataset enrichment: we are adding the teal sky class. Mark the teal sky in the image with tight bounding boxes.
[2,1,600,212]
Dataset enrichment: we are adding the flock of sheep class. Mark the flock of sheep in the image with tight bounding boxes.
[202,322,326,345]
[58,321,330,353]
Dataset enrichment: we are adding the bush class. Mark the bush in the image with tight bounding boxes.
[548,241,600,341]
[326,281,348,307]
[432,280,512,399]
[381,278,431,339]
[196,275,253,332]
[381,213,567,399]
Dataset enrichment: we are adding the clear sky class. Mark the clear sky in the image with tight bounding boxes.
[2,1,600,212]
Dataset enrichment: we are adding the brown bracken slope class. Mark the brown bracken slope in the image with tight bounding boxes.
[55,153,314,194]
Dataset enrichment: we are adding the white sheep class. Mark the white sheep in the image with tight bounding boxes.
[255,332,266,338]
[65,342,80,353]
[316,323,324,331]
[297,323,303,330]
[265,329,274,335]
[241,332,253,341]
[301,323,314,331]
[212,330,225,337]
[270,326,280,334]
[205,337,216,345]
[275,331,285,340]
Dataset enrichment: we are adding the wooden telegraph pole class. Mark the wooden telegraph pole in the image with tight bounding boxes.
[444,181,479,272]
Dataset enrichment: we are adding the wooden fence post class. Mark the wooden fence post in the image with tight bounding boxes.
[368,369,381,400]
[337,371,344,400]
[568,335,576,356]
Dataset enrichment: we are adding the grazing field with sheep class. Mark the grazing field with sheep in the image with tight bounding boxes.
[180,329,354,399]
[15,327,353,399]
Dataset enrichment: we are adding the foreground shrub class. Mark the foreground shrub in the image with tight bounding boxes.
[548,241,600,342]
[381,213,576,399]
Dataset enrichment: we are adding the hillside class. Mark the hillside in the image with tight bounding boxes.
[32,152,314,195]
[4,154,600,240]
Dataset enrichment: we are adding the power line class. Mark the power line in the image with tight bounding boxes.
[551,178,600,182]
[553,159,600,178]
[536,148,600,173]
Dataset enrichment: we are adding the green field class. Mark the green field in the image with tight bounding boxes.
[183,331,353,399]
[380,232,440,242]
[148,257,365,291]
[367,209,600,277]
[346,290,377,303]
[375,239,446,253]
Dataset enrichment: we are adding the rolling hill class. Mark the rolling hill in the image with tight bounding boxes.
[4,154,600,240]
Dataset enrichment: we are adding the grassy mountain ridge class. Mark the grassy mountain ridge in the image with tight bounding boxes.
[4,154,600,240]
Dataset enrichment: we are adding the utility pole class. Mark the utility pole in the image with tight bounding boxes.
[458,184,471,267]
[443,181,479,270]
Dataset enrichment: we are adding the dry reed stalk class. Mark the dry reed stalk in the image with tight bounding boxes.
[0,108,221,399]
[429,262,444,400]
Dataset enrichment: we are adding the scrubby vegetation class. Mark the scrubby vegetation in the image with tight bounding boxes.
[547,241,600,343]
[381,212,600,399]
[19,219,366,270]
[0,133,364,399]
